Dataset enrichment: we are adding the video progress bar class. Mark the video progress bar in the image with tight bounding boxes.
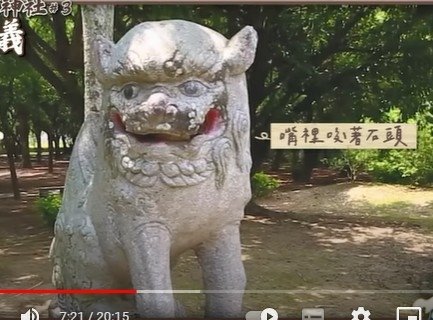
[1,289,433,294]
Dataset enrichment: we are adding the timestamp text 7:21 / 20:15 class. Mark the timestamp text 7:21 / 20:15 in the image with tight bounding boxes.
[60,312,130,320]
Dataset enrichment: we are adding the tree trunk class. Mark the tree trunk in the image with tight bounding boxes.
[271,150,285,171]
[300,149,320,183]
[47,132,54,173]
[13,134,20,160]
[54,135,61,159]
[82,5,114,118]
[4,136,20,200]
[35,130,42,162]
[17,110,32,168]
[61,135,68,154]
[251,139,270,174]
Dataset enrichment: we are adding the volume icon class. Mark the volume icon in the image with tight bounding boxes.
[21,308,39,320]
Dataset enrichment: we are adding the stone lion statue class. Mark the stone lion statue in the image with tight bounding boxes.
[50,19,257,318]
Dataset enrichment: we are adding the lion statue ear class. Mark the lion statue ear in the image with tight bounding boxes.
[92,35,115,82]
[223,26,258,76]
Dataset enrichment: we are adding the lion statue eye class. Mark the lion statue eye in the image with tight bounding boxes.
[122,83,139,100]
[178,80,207,97]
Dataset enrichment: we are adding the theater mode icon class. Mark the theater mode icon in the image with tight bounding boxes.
[396,307,422,320]
[21,308,39,320]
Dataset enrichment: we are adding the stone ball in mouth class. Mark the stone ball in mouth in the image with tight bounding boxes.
[110,108,222,143]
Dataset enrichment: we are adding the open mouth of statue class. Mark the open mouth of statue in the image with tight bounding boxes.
[110,108,223,143]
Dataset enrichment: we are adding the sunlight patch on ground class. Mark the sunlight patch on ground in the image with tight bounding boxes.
[258,183,433,223]
[0,170,51,179]
[12,274,39,282]
[344,184,433,206]
[244,215,278,225]
[310,224,433,256]
[242,253,252,261]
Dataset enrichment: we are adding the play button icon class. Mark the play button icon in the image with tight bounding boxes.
[260,308,278,320]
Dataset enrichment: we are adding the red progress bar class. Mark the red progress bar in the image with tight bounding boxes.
[0,289,137,294]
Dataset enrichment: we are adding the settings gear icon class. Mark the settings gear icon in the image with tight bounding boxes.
[351,307,371,320]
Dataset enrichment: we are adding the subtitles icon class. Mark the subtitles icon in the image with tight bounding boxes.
[21,308,39,320]
[397,307,422,320]
[302,308,325,320]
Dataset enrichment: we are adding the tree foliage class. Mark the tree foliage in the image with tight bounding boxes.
[1,4,432,185]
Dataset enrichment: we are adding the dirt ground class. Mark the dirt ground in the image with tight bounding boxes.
[1,160,433,318]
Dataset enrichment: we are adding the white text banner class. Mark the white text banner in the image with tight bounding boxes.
[270,123,417,149]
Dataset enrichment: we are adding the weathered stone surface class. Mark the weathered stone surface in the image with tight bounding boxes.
[50,20,257,318]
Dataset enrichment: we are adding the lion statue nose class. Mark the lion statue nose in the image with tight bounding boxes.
[132,93,179,130]
[146,92,168,108]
